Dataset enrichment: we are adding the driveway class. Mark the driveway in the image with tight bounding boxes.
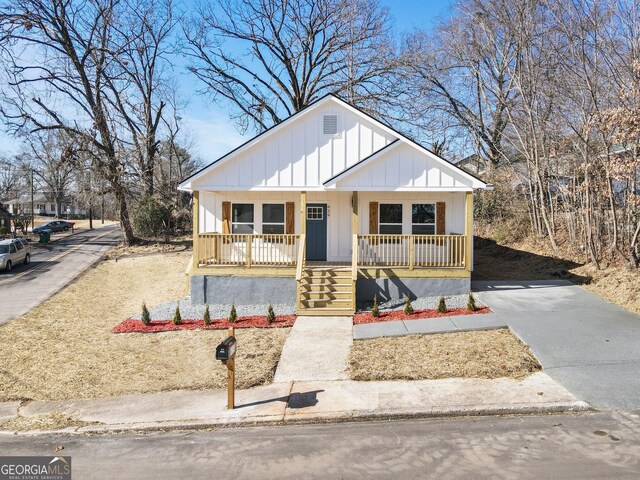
[0,224,121,325]
[473,280,640,410]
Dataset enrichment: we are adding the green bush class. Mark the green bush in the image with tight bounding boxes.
[0,227,8,235]
[203,304,211,326]
[371,294,380,317]
[173,305,182,325]
[403,295,414,315]
[437,297,447,313]
[267,303,275,324]
[141,302,151,326]
[133,195,171,237]
[467,292,477,311]
[229,304,237,323]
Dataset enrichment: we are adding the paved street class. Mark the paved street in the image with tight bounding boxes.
[474,280,640,410]
[1,411,639,479]
[0,224,121,325]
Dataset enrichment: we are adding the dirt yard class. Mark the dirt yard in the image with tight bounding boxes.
[0,251,289,402]
[474,235,640,315]
[349,329,541,381]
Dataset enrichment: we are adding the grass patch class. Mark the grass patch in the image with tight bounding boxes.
[349,329,541,381]
[0,251,289,402]
[0,412,98,432]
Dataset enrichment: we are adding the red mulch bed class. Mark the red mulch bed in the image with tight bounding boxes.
[112,315,297,333]
[353,306,491,325]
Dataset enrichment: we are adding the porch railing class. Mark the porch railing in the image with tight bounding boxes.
[197,233,301,267]
[357,234,466,269]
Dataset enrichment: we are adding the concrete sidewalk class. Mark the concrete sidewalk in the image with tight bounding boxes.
[1,372,589,434]
[353,312,507,339]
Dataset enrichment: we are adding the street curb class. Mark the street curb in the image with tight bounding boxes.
[0,400,593,436]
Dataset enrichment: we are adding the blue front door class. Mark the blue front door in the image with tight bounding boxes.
[306,204,327,261]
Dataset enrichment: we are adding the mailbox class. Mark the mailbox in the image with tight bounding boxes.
[216,336,237,361]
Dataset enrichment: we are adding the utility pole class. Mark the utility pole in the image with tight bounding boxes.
[30,169,34,232]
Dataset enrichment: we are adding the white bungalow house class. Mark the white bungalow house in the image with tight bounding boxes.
[179,94,491,315]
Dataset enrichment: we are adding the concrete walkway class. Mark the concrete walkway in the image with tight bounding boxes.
[1,372,588,434]
[473,280,640,410]
[353,312,507,340]
[273,316,353,382]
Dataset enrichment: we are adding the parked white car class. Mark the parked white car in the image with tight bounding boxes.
[0,238,32,272]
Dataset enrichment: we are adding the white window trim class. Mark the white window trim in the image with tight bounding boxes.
[231,203,255,234]
[262,203,286,234]
[411,203,437,235]
[379,203,403,234]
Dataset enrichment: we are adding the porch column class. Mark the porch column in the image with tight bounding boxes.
[351,191,358,235]
[300,191,307,234]
[192,191,199,271]
[465,191,473,272]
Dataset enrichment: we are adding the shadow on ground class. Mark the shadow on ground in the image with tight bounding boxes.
[473,236,592,285]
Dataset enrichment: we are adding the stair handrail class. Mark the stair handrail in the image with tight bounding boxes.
[295,234,306,281]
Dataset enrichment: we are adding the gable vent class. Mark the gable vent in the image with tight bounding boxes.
[323,114,338,135]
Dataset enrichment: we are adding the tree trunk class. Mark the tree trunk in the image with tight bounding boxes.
[113,182,136,245]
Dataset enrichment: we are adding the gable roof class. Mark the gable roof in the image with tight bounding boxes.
[179,94,489,191]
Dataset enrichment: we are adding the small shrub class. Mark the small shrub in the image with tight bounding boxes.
[267,303,275,324]
[203,304,211,326]
[437,296,447,313]
[173,305,182,325]
[229,304,237,323]
[371,294,380,317]
[403,294,414,315]
[141,302,151,326]
[467,292,477,312]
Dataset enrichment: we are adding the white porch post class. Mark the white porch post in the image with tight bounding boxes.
[465,191,473,271]
[192,191,199,271]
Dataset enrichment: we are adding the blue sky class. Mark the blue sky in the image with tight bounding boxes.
[0,0,455,163]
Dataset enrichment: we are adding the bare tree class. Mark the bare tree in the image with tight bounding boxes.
[0,0,140,244]
[108,0,179,197]
[184,0,395,133]
[22,132,77,218]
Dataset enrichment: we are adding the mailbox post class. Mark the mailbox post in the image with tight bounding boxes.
[216,327,237,409]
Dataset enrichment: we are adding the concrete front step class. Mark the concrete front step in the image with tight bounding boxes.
[297,308,355,316]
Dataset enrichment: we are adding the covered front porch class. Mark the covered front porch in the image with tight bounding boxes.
[191,190,473,274]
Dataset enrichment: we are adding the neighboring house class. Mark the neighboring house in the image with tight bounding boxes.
[4,193,86,218]
[455,154,486,177]
[179,94,491,315]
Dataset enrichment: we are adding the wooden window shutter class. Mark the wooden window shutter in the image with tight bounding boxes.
[285,202,295,234]
[222,201,231,235]
[369,202,379,234]
[436,202,446,235]
[285,202,295,244]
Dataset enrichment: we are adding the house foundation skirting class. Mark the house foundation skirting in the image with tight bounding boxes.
[190,273,469,307]
[355,277,470,307]
[190,275,297,305]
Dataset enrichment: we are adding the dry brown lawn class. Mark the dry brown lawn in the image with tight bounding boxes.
[0,412,97,432]
[349,329,541,381]
[0,251,289,402]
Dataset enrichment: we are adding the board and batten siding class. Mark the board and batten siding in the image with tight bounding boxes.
[192,106,396,190]
[198,191,353,262]
[332,143,471,190]
[357,192,467,235]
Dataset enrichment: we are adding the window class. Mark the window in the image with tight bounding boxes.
[307,206,324,220]
[379,204,402,234]
[15,240,23,250]
[262,204,285,234]
[412,203,436,234]
[231,204,254,234]
[323,114,338,135]
[9,243,16,254]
